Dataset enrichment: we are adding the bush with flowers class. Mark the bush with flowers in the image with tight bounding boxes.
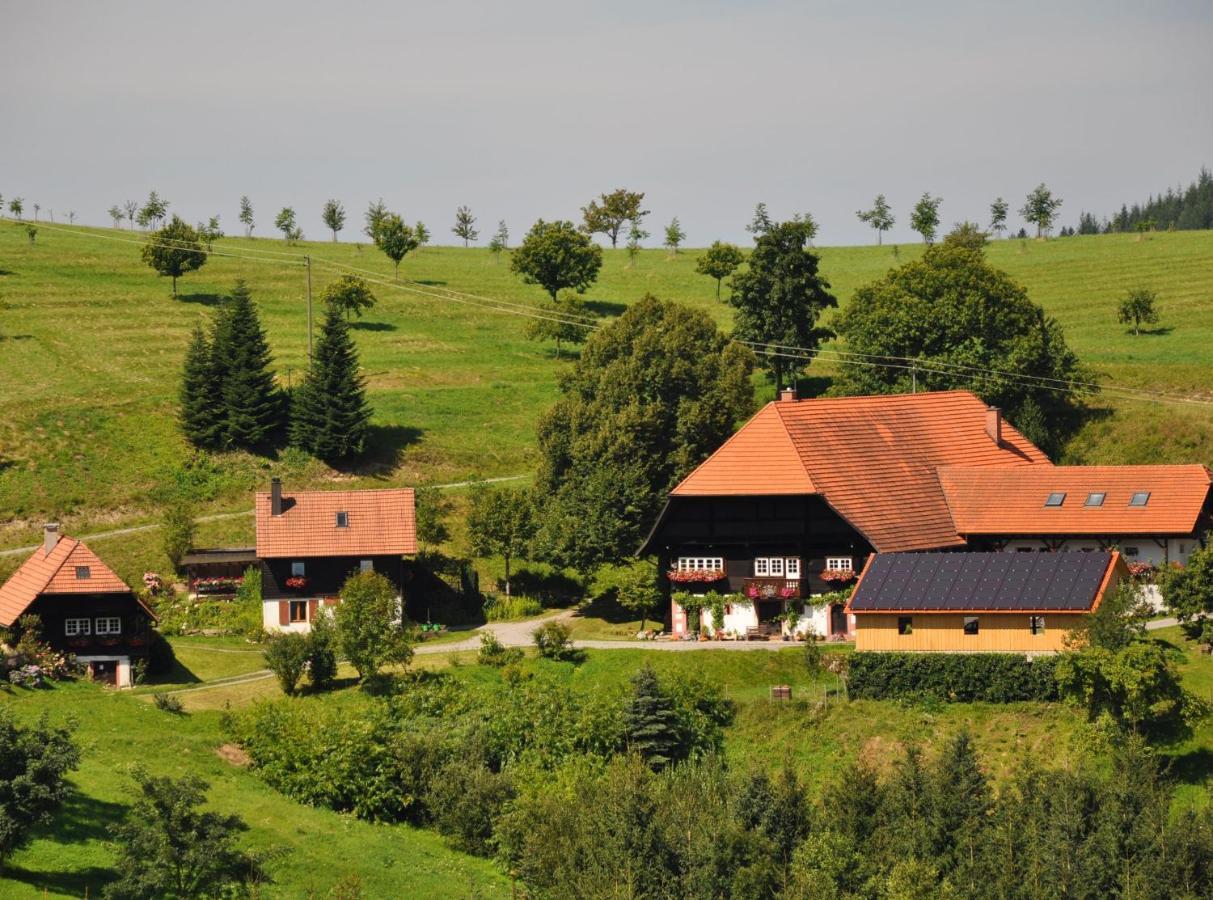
[1,615,83,685]
[1127,561,1158,582]
[667,568,727,585]
[285,576,309,591]
[143,571,166,596]
[819,568,857,585]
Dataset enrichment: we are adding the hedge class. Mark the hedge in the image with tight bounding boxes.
[847,652,1060,703]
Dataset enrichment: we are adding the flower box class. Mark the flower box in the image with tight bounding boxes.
[819,569,857,585]
[284,576,309,591]
[667,569,727,584]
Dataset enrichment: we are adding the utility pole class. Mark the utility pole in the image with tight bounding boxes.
[911,363,918,393]
[305,255,313,361]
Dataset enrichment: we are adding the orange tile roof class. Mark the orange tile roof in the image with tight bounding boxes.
[255,488,417,558]
[939,465,1212,536]
[672,391,1049,552]
[0,537,133,627]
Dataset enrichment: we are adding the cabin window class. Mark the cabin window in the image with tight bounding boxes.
[95,617,122,636]
[785,557,801,579]
[65,617,91,637]
[677,557,723,573]
[1045,492,1066,507]
[1029,616,1046,635]
[963,616,980,636]
[289,600,308,623]
[1085,493,1105,507]
[897,616,913,636]
[754,557,800,578]
[291,561,306,577]
[336,511,349,528]
[360,559,374,573]
[1123,547,1139,558]
[825,557,853,572]
[1129,492,1151,507]
[75,565,91,580]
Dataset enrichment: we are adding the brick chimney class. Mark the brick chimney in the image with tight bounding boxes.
[271,478,283,516]
[778,385,798,403]
[985,406,1002,446]
[43,523,61,556]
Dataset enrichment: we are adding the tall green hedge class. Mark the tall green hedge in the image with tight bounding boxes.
[848,652,1059,702]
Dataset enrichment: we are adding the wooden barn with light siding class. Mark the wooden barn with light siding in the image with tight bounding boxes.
[847,551,1126,653]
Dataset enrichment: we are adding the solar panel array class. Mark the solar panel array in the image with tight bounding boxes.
[850,552,1113,611]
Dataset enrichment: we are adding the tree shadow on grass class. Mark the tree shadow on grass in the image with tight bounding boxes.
[415,279,448,286]
[350,320,398,332]
[178,292,225,306]
[1133,326,1175,337]
[0,333,33,342]
[0,267,14,276]
[333,424,423,476]
[7,790,127,895]
[1165,747,1213,786]
[142,655,202,686]
[511,568,586,608]
[573,593,635,627]
[584,298,627,317]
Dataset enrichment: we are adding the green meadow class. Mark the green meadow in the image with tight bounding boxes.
[2,222,1213,584]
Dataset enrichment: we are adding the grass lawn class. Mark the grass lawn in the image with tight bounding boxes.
[3,225,1213,585]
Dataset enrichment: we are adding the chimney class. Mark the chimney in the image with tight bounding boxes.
[985,406,1002,446]
[271,478,283,516]
[778,385,798,403]
[43,523,61,556]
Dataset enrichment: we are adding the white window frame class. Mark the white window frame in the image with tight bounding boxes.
[785,557,801,579]
[677,556,723,572]
[360,559,374,573]
[65,617,91,637]
[826,556,854,572]
[754,558,770,576]
[95,617,122,636]
[768,557,785,577]
[291,561,306,577]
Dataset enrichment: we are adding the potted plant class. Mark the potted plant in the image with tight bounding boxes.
[284,575,309,592]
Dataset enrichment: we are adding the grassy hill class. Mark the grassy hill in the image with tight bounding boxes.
[2,222,1212,579]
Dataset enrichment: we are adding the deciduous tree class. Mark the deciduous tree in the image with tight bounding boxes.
[289,304,372,461]
[335,570,413,681]
[374,213,417,280]
[123,199,138,229]
[108,204,124,228]
[989,197,1009,237]
[856,194,895,244]
[414,220,430,248]
[613,561,661,632]
[663,218,685,256]
[322,199,345,241]
[746,202,773,237]
[138,190,169,230]
[0,710,80,873]
[141,215,206,297]
[197,215,223,251]
[1162,542,1213,641]
[625,221,647,268]
[467,486,537,597]
[727,218,837,393]
[488,219,509,262]
[363,198,388,242]
[321,273,376,320]
[274,207,301,243]
[238,195,254,237]
[264,632,310,695]
[7,197,22,219]
[1117,286,1160,335]
[161,497,196,571]
[695,241,745,299]
[1020,183,1063,238]
[452,205,478,247]
[524,292,595,359]
[581,188,648,247]
[910,192,942,244]
[511,219,602,300]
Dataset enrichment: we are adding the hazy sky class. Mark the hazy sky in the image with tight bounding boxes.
[3,0,1211,246]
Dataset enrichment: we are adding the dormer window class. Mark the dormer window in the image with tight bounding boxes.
[1085,493,1105,507]
[1129,492,1151,507]
[1044,492,1066,508]
[336,512,349,528]
[75,566,91,580]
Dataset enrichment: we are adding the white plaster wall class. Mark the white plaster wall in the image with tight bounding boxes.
[262,600,313,634]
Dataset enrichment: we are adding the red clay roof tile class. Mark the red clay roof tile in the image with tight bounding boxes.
[0,537,133,627]
[255,488,417,558]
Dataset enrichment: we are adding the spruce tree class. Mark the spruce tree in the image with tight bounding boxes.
[290,304,372,462]
[179,324,224,448]
[623,666,685,770]
[212,281,283,449]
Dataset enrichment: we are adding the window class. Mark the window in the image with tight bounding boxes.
[64,618,90,637]
[1045,492,1066,507]
[754,557,769,576]
[1129,492,1151,507]
[1029,616,1046,635]
[677,557,723,572]
[963,616,979,636]
[1085,493,1105,507]
[826,557,854,572]
[75,565,91,580]
[754,557,800,578]
[1123,547,1139,558]
[289,600,308,623]
[95,617,121,636]
[291,561,306,577]
[360,559,374,573]
[785,557,801,579]
[897,616,913,636]
[768,557,785,577]
[336,511,349,528]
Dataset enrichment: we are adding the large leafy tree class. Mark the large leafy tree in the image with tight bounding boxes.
[534,296,754,569]
[832,226,1092,453]
[452,205,478,247]
[1117,286,1160,335]
[335,570,413,681]
[856,194,895,245]
[104,769,268,898]
[141,215,206,297]
[581,188,648,247]
[910,192,943,244]
[289,304,372,462]
[321,273,376,320]
[0,711,80,873]
[695,241,745,299]
[511,219,602,300]
[1020,183,1063,238]
[321,198,345,241]
[374,213,417,281]
[727,218,837,393]
[212,281,284,449]
[467,485,537,597]
[1162,542,1213,643]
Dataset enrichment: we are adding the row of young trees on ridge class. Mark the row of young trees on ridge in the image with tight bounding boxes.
[179,279,372,463]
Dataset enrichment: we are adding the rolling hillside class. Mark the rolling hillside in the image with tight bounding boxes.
[2,222,1212,579]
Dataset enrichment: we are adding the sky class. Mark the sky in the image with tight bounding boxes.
[2,0,1211,246]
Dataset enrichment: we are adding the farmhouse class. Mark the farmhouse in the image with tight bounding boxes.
[846,550,1127,652]
[0,524,157,686]
[640,390,1211,640]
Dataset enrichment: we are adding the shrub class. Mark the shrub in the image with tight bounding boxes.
[263,633,310,695]
[485,595,542,621]
[306,612,338,690]
[847,652,1059,703]
[533,621,575,660]
[153,692,185,714]
[425,761,516,855]
[478,632,523,667]
[0,709,80,871]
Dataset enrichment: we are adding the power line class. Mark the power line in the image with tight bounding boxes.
[23,221,307,265]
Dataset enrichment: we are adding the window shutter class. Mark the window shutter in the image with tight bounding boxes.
[324,597,339,607]
[278,601,290,626]
[308,599,319,621]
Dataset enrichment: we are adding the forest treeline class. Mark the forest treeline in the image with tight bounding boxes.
[1079,166,1213,234]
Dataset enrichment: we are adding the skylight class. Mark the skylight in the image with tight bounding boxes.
[336,511,349,528]
[1044,492,1066,507]
[75,565,91,580]
[1085,492,1105,507]
[1129,492,1151,507]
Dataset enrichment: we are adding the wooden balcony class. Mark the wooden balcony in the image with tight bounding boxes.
[743,577,801,600]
